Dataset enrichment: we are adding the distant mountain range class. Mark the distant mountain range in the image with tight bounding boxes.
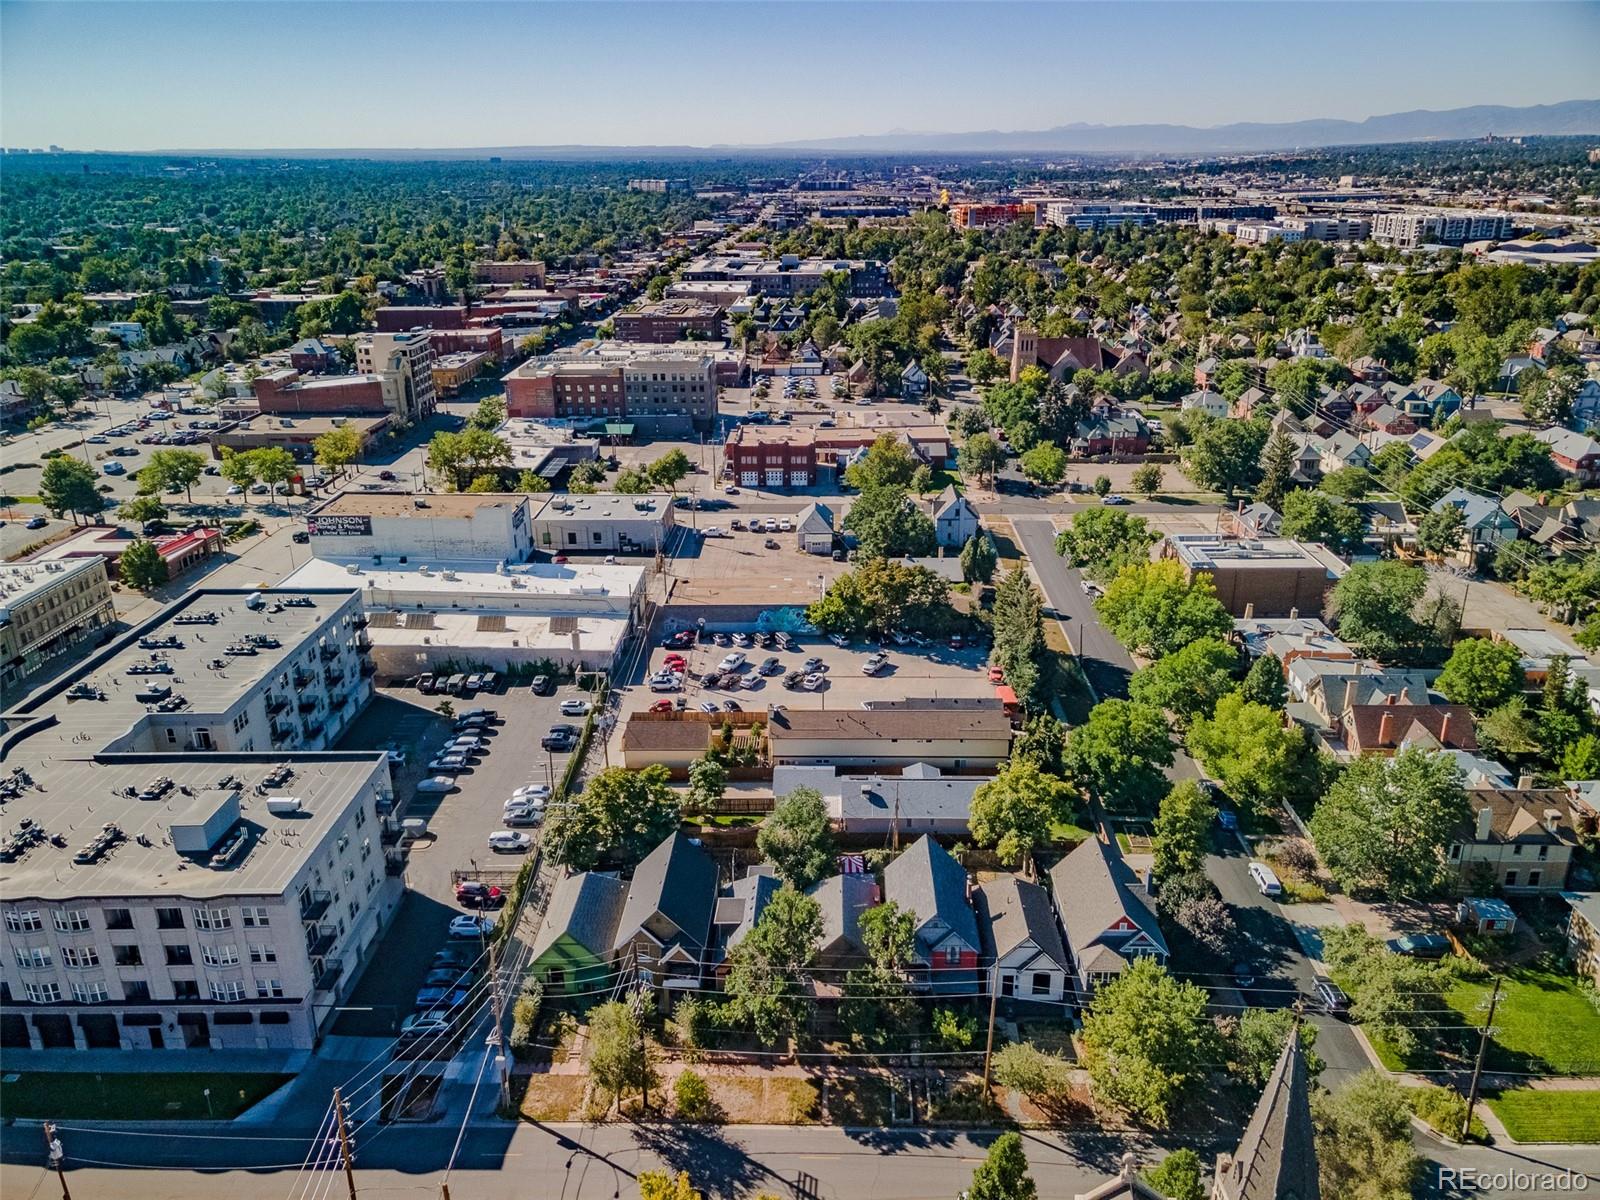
[141,99,1600,160]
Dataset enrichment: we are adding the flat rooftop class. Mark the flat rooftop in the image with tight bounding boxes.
[2,589,359,756]
[768,703,1012,742]
[233,415,389,436]
[314,491,526,519]
[283,557,646,605]
[0,752,386,901]
[529,494,671,523]
[0,558,105,613]
[1166,535,1348,575]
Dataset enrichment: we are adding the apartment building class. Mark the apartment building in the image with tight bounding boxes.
[0,559,117,698]
[1373,209,1516,248]
[627,178,689,193]
[356,330,438,423]
[1039,201,1157,230]
[680,254,891,298]
[614,300,722,343]
[1161,535,1348,618]
[473,259,546,286]
[503,343,720,435]
[0,589,395,1053]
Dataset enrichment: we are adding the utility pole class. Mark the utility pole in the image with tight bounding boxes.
[333,1087,358,1200]
[980,963,1001,1108]
[1460,975,1502,1142]
[488,938,511,1111]
[43,1121,71,1200]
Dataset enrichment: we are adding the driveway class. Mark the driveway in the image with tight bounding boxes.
[1012,516,1136,701]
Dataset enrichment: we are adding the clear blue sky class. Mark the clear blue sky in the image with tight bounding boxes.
[3,1,1597,151]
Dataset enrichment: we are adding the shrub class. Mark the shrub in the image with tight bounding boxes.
[1407,1084,1486,1141]
[991,1042,1073,1102]
[673,1070,718,1122]
[932,1006,979,1051]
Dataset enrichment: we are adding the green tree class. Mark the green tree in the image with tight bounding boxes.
[1232,1008,1319,1087]
[1312,1071,1422,1200]
[137,448,206,502]
[39,457,105,524]
[1080,959,1218,1126]
[1320,466,1373,501]
[842,434,920,491]
[959,532,997,585]
[464,474,501,493]
[118,538,168,591]
[1239,652,1288,709]
[1255,430,1296,509]
[1309,748,1470,897]
[685,756,728,816]
[966,348,1004,386]
[548,765,680,869]
[219,449,258,496]
[1130,463,1164,498]
[1096,559,1232,659]
[964,1132,1037,1200]
[312,424,362,473]
[1063,700,1174,812]
[427,427,512,491]
[1563,733,1600,780]
[1144,1149,1205,1200]
[840,901,919,1045]
[1054,508,1159,583]
[990,565,1048,707]
[840,486,936,559]
[1477,696,1542,762]
[249,447,298,500]
[613,468,651,494]
[516,471,553,492]
[588,999,656,1112]
[958,432,1005,487]
[1434,637,1526,712]
[1328,561,1440,664]
[467,394,507,430]
[1187,693,1309,817]
[1019,442,1067,487]
[117,495,168,524]
[672,1071,716,1122]
[756,787,836,890]
[806,558,952,638]
[1415,504,1467,559]
[1182,417,1268,498]
[723,887,821,1047]
[1151,780,1216,879]
[646,449,693,495]
[1092,473,1112,497]
[1279,490,1365,554]
[1322,925,1450,1056]
[1012,712,1066,775]
[970,759,1074,866]
[1128,636,1239,725]
[991,1042,1074,1104]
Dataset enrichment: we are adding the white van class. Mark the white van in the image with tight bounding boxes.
[1248,861,1284,897]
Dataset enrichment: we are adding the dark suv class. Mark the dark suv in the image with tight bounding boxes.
[541,724,579,752]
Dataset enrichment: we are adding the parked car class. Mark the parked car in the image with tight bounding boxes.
[828,633,850,648]
[488,830,533,854]
[649,698,674,712]
[399,1014,454,1042]
[722,699,742,712]
[453,881,503,908]
[457,708,495,724]
[663,631,695,649]
[1313,979,1351,1017]
[1080,579,1104,597]
[718,652,746,672]
[530,675,552,695]
[414,985,472,1014]
[509,784,550,806]
[801,656,824,672]
[987,665,1005,683]
[1232,961,1263,991]
[1387,933,1451,959]
[1247,861,1284,897]
[415,776,457,795]
[1101,494,1130,505]
[802,673,825,691]
[503,805,543,827]
[732,631,751,647]
[378,470,397,481]
[25,516,49,530]
[428,753,469,772]
[764,538,780,549]
[447,914,495,939]
[292,530,310,544]
[559,697,592,717]
[760,657,783,675]
[541,725,580,752]
[648,672,683,692]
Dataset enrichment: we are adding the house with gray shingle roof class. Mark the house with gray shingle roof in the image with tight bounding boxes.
[882,836,981,993]
[710,868,781,976]
[528,870,628,995]
[612,832,719,988]
[1048,834,1167,996]
[1213,1027,1321,1200]
[930,485,979,548]
[976,875,1072,1005]
[806,873,879,976]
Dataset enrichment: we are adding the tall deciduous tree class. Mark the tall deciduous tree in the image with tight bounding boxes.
[1329,561,1449,664]
[312,424,362,473]
[723,887,821,1046]
[1054,508,1159,583]
[958,432,1005,487]
[959,532,997,584]
[756,787,836,890]
[119,538,168,591]
[39,457,106,524]
[840,486,936,559]
[1063,700,1174,812]
[1279,490,1366,555]
[970,759,1074,866]
[549,765,679,870]
[1080,959,1218,1126]
[1309,748,1470,898]
[685,757,727,816]
[1434,637,1526,712]
[1182,416,1268,498]
[588,999,656,1111]
[840,901,919,1045]
[1151,780,1216,879]
[806,558,951,638]
[646,448,692,495]
[1096,559,1232,659]
[138,448,206,502]
[1187,693,1309,817]
[1312,1071,1423,1200]
[1128,636,1240,725]
[965,1132,1037,1200]
[842,434,919,491]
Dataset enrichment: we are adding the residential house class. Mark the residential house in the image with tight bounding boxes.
[710,868,781,977]
[611,832,719,990]
[1491,627,1589,686]
[1529,328,1563,362]
[1449,789,1583,894]
[1362,403,1416,436]
[1560,892,1600,986]
[795,502,835,555]
[806,873,880,977]
[774,762,984,838]
[528,871,628,996]
[1412,378,1463,421]
[1335,696,1476,757]
[1496,356,1541,393]
[1232,385,1271,419]
[1048,834,1168,996]
[882,836,981,993]
[1287,329,1330,359]
[1181,389,1230,420]
[1070,411,1150,458]
[1349,355,1389,383]
[1233,616,1352,671]
[1193,357,1219,390]
[930,486,980,549]
[1318,432,1372,475]
[1211,1029,1322,1200]
[1570,379,1600,433]
[1533,427,1600,485]
[1229,502,1282,540]
[1430,487,1520,552]
[899,359,928,399]
[977,876,1072,1006]
[1295,665,1431,721]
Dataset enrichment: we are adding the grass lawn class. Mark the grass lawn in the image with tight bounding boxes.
[1049,818,1094,847]
[1486,1089,1600,1143]
[0,1072,290,1121]
[1445,967,1600,1075]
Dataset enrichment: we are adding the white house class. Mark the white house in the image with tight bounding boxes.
[930,486,980,549]
[900,359,928,399]
[978,876,1072,1005]
[1181,389,1230,419]
[795,502,835,555]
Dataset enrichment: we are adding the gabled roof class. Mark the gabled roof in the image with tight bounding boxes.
[977,875,1069,969]
[882,835,979,954]
[796,501,834,535]
[1214,1027,1320,1200]
[806,872,879,956]
[1048,834,1167,969]
[532,871,627,962]
[716,870,782,956]
[932,485,976,520]
[1457,788,1579,845]
[613,832,719,955]
[1346,702,1476,751]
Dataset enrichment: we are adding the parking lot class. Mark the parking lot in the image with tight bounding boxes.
[328,678,589,1035]
[616,631,997,728]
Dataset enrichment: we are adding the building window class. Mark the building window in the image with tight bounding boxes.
[53,909,91,933]
[241,907,270,928]
[943,946,962,966]
[15,946,53,970]
[164,945,193,967]
[1505,871,1518,888]
[194,908,232,931]
[209,981,246,1003]
[62,946,100,969]
[112,945,142,967]
[4,910,42,933]
[123,980,151,1001]
[1528,870,1542,888]
[72,982,109,1004]
[201,945,239,968]
[1031,972,1053,997]
[249,944,277,964]
[255,980,285,999]
[172,980,200,1000]
[25,982,62,1004]
[155,908,185,930]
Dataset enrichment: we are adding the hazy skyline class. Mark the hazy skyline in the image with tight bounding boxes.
[4,1,1599,151]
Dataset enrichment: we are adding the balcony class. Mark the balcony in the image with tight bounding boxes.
[269,722,295,745]
[352,616,369,630]
[293,670,314,689]
[298,697,320,714]
[300,889,332,922]
[306,924,337,958]
[265,696,288,716]
[359,660,377,678]
[319,646,340,663]
[313,958,344,994]
[354,636,374,652]
[323,668,344,687]
[302,721,325,741]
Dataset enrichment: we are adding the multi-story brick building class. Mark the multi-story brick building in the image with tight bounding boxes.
[614,300,722,344]
[726,425,821,488]
[355,330,437,422]
[0,559,117,698]
[680,254,891,298]
[504,344,720,435]
[252,370,387,416]
[473,260,546,286]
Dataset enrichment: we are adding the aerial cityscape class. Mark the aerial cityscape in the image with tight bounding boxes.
[2,3,1600,1199]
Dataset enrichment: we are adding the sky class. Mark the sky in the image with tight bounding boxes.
[3,1,1598,152]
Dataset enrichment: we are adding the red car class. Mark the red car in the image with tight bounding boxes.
[663,631,695,649]
[663,654,687,671]
[650,699,674,713]
[987,665,1005,683]
[453,881,503,909]
[552,555,568,564]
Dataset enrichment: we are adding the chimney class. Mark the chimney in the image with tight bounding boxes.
[1378,710,1394,746]
[1243,602,1255,620]
[1289,606,1299,620]
[1438,711,1451,745]
[1386,692,1398,706]
[1343,676,1358,714]
[1518,772,1535,790]
[1476,806,1495,841]
[1543,808,1563,835]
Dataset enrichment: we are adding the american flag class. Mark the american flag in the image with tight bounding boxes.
[838,853,867,874]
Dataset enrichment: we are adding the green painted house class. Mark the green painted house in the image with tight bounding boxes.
[528,871,627,996]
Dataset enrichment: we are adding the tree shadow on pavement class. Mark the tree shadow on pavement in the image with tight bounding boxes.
[628,1122,785,1200]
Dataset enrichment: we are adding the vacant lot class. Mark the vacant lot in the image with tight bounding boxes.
[0,1072,290,1121]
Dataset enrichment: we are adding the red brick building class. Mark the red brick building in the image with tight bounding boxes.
[615,300,722,344]
[252,369,386,415]
[506,363,626,420]
[430,326,505,363]
[726,426,819,488]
